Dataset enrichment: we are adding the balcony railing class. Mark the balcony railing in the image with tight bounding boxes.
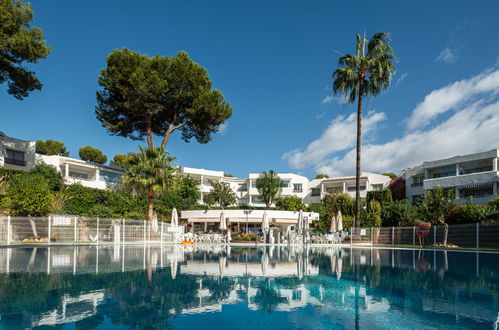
[411,182,423,187]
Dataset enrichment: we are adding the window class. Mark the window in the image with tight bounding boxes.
[238,183,248,191]
[326,187,343,193]
[347,186,366,192]
[411,175,424,187]
[251,196,264,204]
[371,184,384,191]
[100,171,122,183]
[251,180,258,188]
[69,171,89,180]
[280,180,290,188]
[293,183,303,192]
[5,149,25,166]
[311,188,321,197]
[460,186,493,198]
[238,198,248,205]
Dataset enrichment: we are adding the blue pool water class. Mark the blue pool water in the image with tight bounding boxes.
[0,245,497,329]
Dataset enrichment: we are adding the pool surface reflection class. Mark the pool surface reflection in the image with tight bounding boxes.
[0,245,497,329]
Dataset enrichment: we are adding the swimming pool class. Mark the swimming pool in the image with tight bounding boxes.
[0,245,497,329]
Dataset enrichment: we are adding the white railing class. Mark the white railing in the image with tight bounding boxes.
[0,216,184,245]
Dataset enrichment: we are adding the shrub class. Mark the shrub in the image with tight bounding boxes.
[29,163,64,191]
[322,192,354,217]
[366,190,392,209]
[342,215,355,231]
[361,200,382,227]
[61,184,108,216]
[381,200,416,226]
[487,196,499,210]
[388,176,406,201]
[275,196,306,211]
[86,204,114,218]
[447,202,495,225]
[4,174,54,216]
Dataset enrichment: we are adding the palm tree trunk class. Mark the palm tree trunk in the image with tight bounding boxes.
[354,77,364,228]
[147,188,154,221]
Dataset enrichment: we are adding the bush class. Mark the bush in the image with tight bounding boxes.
[4,174,54,216]
[342,215,355,231]
[366,190,392,209]
[86,204,115,218]
[487,196,499,210]
[275,196,306,211]
[322,192,354,217]
[447,202,495,225]
[61,184,108,216]
[388,177,406,201]
[361,200,382,227]
[29,163,64,191]
[381,200,416,226]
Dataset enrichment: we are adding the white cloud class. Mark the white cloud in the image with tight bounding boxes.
[407,69,499,130]
[315,111,327,119]
[284,68,499,177]
[436,47,457,64]
[283,111,386,170]
[217,122,228,135]
[321,95,335,104]
[395,72,408,87]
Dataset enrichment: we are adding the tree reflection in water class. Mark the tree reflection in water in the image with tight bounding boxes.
[0,246,497,329]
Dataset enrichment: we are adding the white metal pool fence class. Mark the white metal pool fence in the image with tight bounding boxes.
[350,222,499,249]
[0,215,184,245]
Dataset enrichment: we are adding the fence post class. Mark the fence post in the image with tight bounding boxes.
[476,222,480,250]
[161,222,164,245]
[412,226,416,246]
[96,217,100,244]
[122,219,125,245]
[74,217,78,243]
[7,215,11,245]
[47,216,51,244]
[143,220,146,244]
[371,227,373,246]
[433,225,436,245]
[392,226,394,245]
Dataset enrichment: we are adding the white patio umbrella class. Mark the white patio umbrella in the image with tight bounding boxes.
[152,212,159,232]
[336,256,343,280]
[170,257,178,279]
[336,210,343,232]
[262,211,269,232]
[171,208,179,226]
[219,255,226,277]
[261,253,269,277]
[219,210,227,231]
[330,215,337,233]
[297,210,304,232]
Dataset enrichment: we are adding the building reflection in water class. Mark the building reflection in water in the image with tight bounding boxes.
[0,245,497,329]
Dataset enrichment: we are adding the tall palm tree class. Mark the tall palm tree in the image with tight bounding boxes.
[122,146,175,220]
[332,32,395,228]
[255,170,283,208]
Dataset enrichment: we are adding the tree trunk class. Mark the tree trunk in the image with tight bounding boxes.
[146,114,154,149]
[147,189,154,221]
[29,216,38,237]
[354,77,364,228]
[443,223,448,246]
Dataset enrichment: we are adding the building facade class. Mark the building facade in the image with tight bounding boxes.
[404,149,499,205]
[0,132,36,171]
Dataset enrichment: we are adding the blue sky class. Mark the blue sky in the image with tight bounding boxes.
[3,0,499,178]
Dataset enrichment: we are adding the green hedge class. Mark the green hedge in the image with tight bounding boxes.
[366,190,392,210]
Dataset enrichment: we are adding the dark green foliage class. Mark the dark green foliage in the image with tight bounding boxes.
[487,196,499,210]
[275,196,306,211]
[95,49,232,150]
[0,0,51,99]
[224,173,234,177]
[35,139,69,156]
[366,190,393,210]
[61,184,108,216]
[255,170,283,207]
[78,146,107,164]
[361,200,382,227]
[447,202,495,225]
[204,181,237,208]
[29,163,63,191]
[3,174,53,216]
[111,153,132,169]
[157,177,200,213]
[382,172,397,179]
[322,192,355,217]
[314,174,329,179]
[381,200,416,226]
[417,186,455,225]
[388,177,406,201]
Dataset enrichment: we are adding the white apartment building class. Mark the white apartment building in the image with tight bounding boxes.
[39,154,125,190]
[0,132,124,190]
[177,167,390,207]
[0,132,36,170]
[304,172,391,205]
[404,149,499,205]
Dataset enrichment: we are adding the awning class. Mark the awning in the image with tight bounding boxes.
[458,182,494,190]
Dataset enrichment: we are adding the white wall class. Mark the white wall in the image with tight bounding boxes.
[0,135,36,170]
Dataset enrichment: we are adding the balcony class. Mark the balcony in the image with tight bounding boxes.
[423,171,499,190]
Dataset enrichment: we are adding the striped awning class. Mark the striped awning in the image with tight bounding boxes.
[458,182,494,190]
